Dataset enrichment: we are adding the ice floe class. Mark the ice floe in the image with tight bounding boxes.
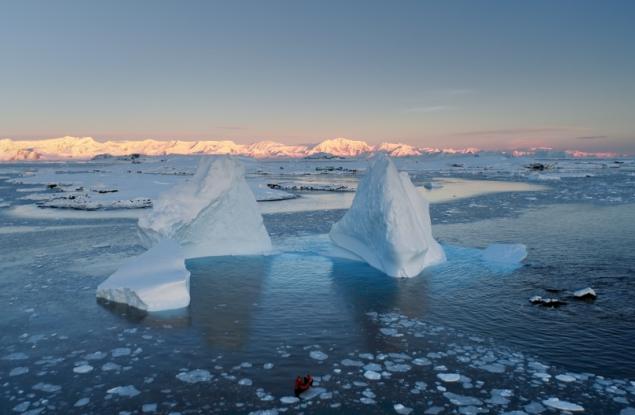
[106,385,141,397]
[574,287,597,299]
[542,397,585,412]
[176,369,213,383]
[96,239,190,312]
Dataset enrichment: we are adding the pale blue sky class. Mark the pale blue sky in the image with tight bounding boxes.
[1,1,634,151]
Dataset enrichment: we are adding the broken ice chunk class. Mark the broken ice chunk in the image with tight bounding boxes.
[96,239,190,312]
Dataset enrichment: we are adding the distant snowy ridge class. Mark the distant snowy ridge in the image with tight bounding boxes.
[0,136,622,161]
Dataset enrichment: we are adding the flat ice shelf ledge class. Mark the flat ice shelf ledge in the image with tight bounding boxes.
[96,239,190,312]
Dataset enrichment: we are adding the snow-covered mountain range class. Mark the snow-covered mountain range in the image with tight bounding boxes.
[0,136,621,161]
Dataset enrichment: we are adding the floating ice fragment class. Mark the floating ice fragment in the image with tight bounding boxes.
[385,361,411,372]
[13,401,31,413]
[394,403,413,414]
[280,396,299,404]
[555,374,577,383]
[412,357,432,366]
[542,398,584,412]
[443,392,483,406]
[3,352,28,360]
[97,239,190,312]
[238,378,253,386]
[10,367,29,376]
[573,287,597,299]
[176,369,212,384]
[32,382,62,393]
[310,351,328,361]
[363,363,382,372]
[523,401,545,414]
[329,153,445,278]
[73,364,93,374]
[142,403,157,413]
[341,358,364,367]
[360,397,376,404]
[263,363,274,370]
[102,362,121,371]
[74,398,90,407]
[380,328,401,337]
[437,373,461,383]
[112,348,132,357]
[84,351,107,360]
[479,363,506,373]
[533,372,551,382]
[107,385,141,397]
[364,370,381,380]
[299,387,326,400]
[138,157,271,258]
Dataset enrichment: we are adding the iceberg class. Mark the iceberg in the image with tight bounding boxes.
[138,157,272,258]
[329,153,445,278]
[96,239,190,312]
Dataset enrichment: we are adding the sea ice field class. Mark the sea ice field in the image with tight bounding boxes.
[1,154,635,414]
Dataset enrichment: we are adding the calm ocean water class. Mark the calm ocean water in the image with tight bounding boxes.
[1,168,634,414]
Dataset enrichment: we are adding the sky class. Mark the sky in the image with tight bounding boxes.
[1,0,634,152]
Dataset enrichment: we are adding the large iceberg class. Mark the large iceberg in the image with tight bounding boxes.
[329,153,445,278]
[96,239,190,312]
[138,157,272,258]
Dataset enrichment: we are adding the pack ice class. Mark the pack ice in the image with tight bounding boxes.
[96,239,190,312]
[329,153,445,278]
[138,157,272,258]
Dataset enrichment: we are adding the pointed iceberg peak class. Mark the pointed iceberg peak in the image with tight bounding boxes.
[329,153,445,277]
[138,156,272,258]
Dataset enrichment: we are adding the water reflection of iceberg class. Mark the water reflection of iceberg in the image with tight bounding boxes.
[187,255,269,350]
[97,297,191,327]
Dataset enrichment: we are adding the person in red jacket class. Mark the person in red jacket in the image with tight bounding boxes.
[294,374,313,397]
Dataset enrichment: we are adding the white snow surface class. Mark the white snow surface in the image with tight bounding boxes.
[329,154,445,278]
[138,157,272,258]
[96,239,190,312]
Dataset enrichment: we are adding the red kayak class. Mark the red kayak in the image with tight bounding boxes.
[294,374,313,396]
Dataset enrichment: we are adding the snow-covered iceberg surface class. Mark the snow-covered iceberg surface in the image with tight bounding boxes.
[96,240,190,312]
[138,157,272,258]
[329,154,445,278]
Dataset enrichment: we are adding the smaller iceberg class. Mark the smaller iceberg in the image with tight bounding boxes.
[96,239,190,312]
[329,153,445,278]
[138,157,272,258]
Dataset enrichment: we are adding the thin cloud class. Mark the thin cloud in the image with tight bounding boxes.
[444,88,475,96]
[457,127,588,136]
[215,126,248,131]
[404,105,453,113]
[576,135,607,140]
